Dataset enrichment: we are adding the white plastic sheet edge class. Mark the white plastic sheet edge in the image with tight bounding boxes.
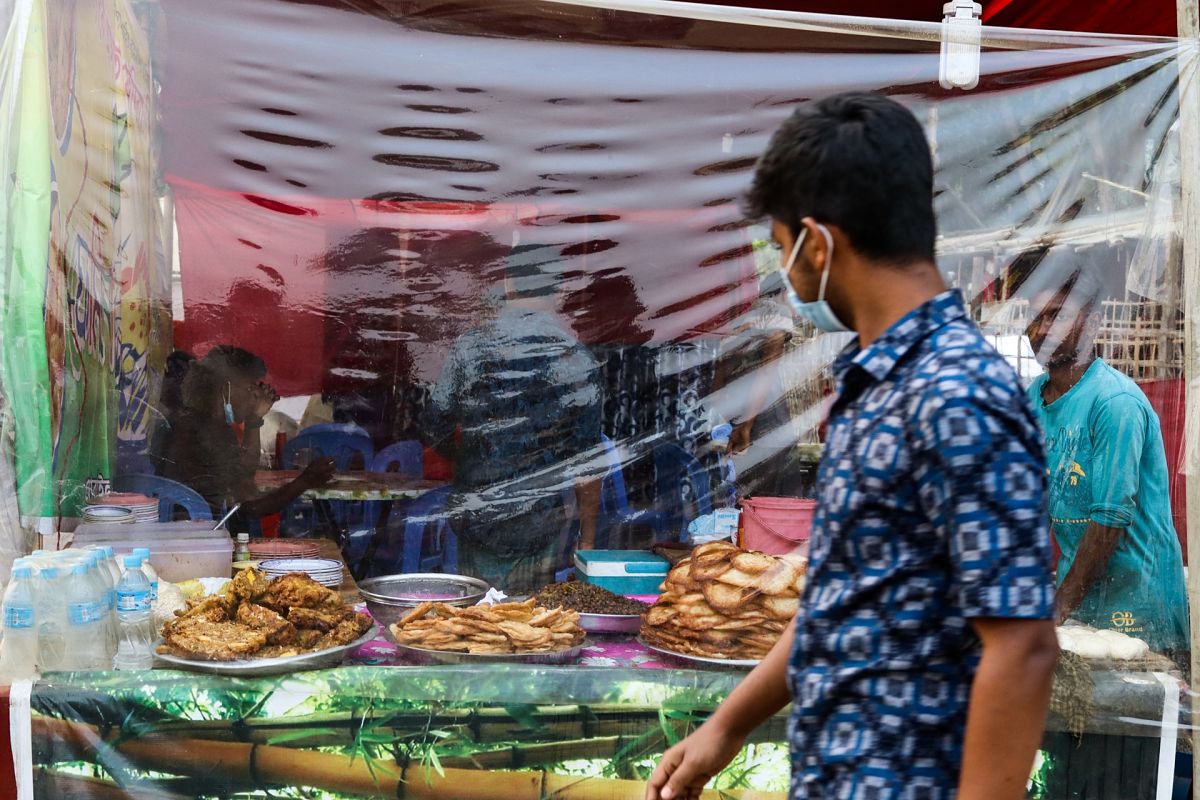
[9,678,32,800]
[1153,672,1181,800]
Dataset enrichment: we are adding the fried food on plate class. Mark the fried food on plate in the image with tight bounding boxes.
[641,542,807,661]
[390,600,585,655]
[155,567,371,662]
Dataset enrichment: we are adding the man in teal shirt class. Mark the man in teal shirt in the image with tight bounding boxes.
[1026,271,1189,658]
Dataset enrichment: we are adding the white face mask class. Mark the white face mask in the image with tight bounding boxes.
[777,224,852,334]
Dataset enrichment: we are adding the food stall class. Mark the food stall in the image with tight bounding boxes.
[1,0,1198,796]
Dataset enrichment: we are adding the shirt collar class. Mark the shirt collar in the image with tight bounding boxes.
[833,289,969,384]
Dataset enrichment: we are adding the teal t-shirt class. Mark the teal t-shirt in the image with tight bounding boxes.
[1028,359,1189,652]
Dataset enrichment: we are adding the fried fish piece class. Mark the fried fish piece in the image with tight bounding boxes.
[260,573,342,613]
[316,618,366,649]
[227,567,271,603]
[161,622,268,661]
[288,606,344,632]
[236,602,297,645]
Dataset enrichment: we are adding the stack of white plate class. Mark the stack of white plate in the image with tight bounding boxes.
[82,505,135,525]
[259,557,344,588]
[93,493,160,524]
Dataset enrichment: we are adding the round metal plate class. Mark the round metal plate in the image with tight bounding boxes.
[153,626,379,677]
[638,637,761,670]
[389,640,587,666]
[577,612,642,635]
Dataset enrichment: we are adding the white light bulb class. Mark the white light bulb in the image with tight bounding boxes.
[939,0,983,91]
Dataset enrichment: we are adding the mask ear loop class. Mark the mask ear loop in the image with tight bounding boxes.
[782,228,807,282]
[815,224,836,302]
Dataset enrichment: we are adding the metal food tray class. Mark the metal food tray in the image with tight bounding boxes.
[577,612,643,635]
[154,626,379,677]
[390,640,587,666]
[638,637,761,670]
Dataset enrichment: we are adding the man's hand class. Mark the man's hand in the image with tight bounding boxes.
[298,456,336,490]
[645,720,746,800]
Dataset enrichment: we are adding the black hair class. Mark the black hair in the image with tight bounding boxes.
[745,91,936,265]
[504,244,560,299]
[162,350,196,414]
[181,345,267,414]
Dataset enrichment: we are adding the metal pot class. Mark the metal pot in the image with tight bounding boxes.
[358,573,490,628]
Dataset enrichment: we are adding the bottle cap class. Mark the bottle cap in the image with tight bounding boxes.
[132,547,151,558]
[40,566,58,579]
[70,563,89,576]
[12,565,32,579]
[236,533,249,542]
[123,555,143,569]
[712,423,733,443]
[101,546,115,558]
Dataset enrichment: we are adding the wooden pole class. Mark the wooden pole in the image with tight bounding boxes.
[34,717,786,800]
[1179,0,1200,793]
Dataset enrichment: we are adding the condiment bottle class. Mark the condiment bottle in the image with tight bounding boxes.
[234,533,251,562]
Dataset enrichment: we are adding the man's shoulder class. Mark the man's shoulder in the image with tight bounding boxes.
[911,319,1026,405]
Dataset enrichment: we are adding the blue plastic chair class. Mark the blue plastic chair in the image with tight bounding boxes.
[651,442,714,543]
[283,428,374,471]
[112,474,213,522]
[280,428,375,538]
[366,485,456,576]
[369,441,423,477]
[596,435,667,549]
[115,450,156,478]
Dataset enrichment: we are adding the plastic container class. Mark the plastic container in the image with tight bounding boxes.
[0,564,39,681]
[113,555,155,670]
[72,526,233,582]
[739,497,816,556]
[574,550,670,595]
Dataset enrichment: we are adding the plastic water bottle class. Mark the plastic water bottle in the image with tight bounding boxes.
[35,564,67,672]
[87,552,119,659]
[132,548,158,603]
[113,555,155,670]
[63,562,107,670]
[0,564,39,681]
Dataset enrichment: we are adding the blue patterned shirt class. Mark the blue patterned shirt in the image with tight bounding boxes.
[789,290,1055,800]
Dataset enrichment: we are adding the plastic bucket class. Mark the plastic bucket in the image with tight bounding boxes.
[740,497,815,556]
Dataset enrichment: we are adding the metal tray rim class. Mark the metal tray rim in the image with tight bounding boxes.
[389,639,587,665]
[154,625,379,676]
[637,636,762,669]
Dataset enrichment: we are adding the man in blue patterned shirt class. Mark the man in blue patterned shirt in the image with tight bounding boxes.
[647,93,1059,800]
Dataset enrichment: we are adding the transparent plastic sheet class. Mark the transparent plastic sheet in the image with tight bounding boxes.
[0,0,1197,796]
[25,666,790,798]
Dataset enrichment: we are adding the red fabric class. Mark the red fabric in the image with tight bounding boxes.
[678,1,1178,36]
[0,685,15,800]
[423,447,453,482]
[1137,378,1187,563]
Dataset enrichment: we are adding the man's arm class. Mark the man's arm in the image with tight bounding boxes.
[1054,522,1122,621]
[645,618,794,800]
[958,617,1059,800]
[730,331,786,453]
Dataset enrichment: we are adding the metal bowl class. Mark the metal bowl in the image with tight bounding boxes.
[358,573,490,628]
[577,612,643,635]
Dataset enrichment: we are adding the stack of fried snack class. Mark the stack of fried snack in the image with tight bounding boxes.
[389,598,586,654]
[641,541,806,661]
[157,567,373,661]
